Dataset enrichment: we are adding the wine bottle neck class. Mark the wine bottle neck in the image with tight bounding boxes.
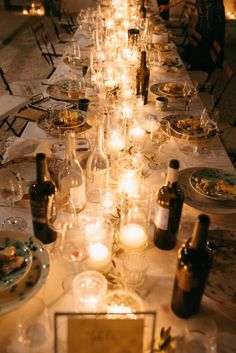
[65,133,76,160]
[94,124,105,152]
[190,215,210,250]
[36,159,48,182]
[166,167,178,187]
[141,51,146,67]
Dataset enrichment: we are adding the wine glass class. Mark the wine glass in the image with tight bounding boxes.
[0,170,27,230]
[47,191,76,249]
[183,81,198,111]
[148,120,170,170]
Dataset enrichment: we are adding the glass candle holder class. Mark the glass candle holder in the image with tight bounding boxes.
[105,289,143,318]
[117,155,143,198]
[119,185,151,251]
[73,271,107,312]
[78,210,113,272]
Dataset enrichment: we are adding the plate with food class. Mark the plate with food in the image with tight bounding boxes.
[150,81,185,98]
[1,157,63,191]
[46,80,84,102]
[163,114,218,139]
[190,168,236,201]
[52,109,86,129]
[0,237,32,292]
[152,42,175,52]
[157,56,182,69]
[0,230,50,315]
[63,56,89,70]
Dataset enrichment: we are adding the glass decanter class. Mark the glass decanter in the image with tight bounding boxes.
[58,131,86,213]
[86,123,109,203]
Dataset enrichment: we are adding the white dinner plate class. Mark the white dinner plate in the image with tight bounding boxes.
[0,230,50,315]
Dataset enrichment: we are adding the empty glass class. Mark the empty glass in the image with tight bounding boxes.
[0,170,27,231]
[122,252,149,289]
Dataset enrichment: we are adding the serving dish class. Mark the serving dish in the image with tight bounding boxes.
[190,168,236,201]
[52,109,86,129]
[0,230,50,315]
[0,237,32,292]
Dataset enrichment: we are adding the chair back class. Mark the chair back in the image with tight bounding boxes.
[0,67,13,95]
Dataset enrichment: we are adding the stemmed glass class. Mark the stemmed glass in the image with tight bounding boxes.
[148,120,170,170]
[0,170,27,230]
[47,192,76,249]
[183,81,198,111]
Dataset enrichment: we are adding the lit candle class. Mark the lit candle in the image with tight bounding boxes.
[73,271,107,311]
[107,132,126,154]
[129,127,145,140]
[118,172,139,197]
[87,242,111,271]
[119,223,147,251]
[136,95,144,107]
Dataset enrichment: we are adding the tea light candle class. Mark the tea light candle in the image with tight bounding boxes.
[73,271,107,311]
[136,95,144,107]
[118,172,139,197]
[129,127,145,140]
[119,223,147,251]
[87,242,111,271]
[107,132,126,154]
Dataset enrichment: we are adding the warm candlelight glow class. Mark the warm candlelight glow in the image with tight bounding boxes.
[119,223,147,251]
[107,131,126,154]
[129,126,146,140]
[87,242,111,271]
[118,172,140,196]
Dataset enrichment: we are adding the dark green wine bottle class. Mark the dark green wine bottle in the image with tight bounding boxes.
[136,51,150,105]
[29,153,57,244]
[153,159,184,250]
[171,214,213,318]
[140,0,147,19]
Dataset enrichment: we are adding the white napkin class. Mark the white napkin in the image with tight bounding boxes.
[5,138,52,162]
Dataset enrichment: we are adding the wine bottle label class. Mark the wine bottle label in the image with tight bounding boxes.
[176,268,198,292]
[70,185,86,208]
[166,168,178,185]
[154,204,169,230]
[30,199,47,223]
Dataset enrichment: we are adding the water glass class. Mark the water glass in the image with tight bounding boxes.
[184,317,218,353]
[122,252,149,289]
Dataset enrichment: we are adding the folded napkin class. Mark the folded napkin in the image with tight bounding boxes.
[5,138,52,163]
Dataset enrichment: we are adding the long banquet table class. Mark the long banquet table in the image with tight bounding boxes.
[0,4,236,353]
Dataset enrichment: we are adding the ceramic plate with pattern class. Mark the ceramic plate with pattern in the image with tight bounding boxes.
[152,42,175,51]
[1,157,63,191]
[0,237,32,292]
[46,80,81,102]
[178,167,236,217]
[0,230,50,315]
[150,81,185,98]
[163,114,218,139]
[51,109,86,130]
[206,229,236,305]
[190,168,236,201]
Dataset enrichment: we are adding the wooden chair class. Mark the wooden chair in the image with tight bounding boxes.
[49,14,73,43]
[199,62,234,115]
[31,21,64,65]
[0,66,43,98]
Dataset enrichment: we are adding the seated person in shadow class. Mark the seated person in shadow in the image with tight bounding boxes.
[159,0,226,72]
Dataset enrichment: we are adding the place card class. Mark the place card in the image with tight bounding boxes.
[54,312,156,353]
[68,318,144,353]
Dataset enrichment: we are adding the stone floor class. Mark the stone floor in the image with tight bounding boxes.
[0,6,236,164]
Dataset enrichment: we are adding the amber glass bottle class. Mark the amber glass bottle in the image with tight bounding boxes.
[171,214,213,318]
[153,159,184,250]
[29,153,57,244]
[136,51,150,105]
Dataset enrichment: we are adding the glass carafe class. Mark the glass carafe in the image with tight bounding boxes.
[58,131,86,212]
[86,123,109,203]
